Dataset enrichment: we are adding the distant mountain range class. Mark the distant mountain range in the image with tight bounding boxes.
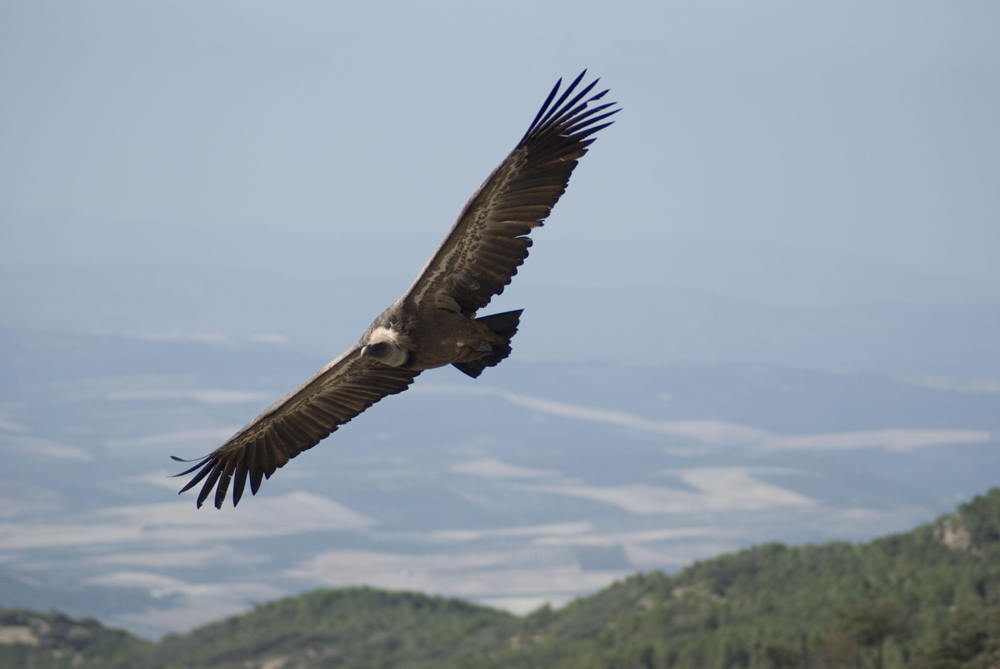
[0,212,1000,300]
[3,264,998,377]
[2,488,998,668]
[5,212,999,379]
[4,211,1000,307]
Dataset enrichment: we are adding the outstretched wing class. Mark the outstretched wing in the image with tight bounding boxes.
[404,71,619,315]
[173,347,419,508]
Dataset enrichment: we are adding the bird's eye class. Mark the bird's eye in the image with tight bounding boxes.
[369,342,387,355]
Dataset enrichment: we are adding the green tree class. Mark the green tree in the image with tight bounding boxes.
[761,641,803,669]
[834,599,910,669]
[913,606,1000,669]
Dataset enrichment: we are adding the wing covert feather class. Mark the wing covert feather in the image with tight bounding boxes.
[174,346,419,508]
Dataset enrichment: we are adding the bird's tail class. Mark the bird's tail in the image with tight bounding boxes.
[452,310,523,378]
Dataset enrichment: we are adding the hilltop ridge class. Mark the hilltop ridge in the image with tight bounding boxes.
[2,488,998,668]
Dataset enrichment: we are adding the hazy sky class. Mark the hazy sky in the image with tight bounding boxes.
[1,1,998,275]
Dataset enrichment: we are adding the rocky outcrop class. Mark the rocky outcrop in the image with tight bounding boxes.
[934,514,973,552]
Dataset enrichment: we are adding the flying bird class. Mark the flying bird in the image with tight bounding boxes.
[174,72,618,508]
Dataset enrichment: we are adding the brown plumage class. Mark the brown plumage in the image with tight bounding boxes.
[173,72,618,508]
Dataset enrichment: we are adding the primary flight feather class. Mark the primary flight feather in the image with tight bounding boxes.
[173,72,618,508]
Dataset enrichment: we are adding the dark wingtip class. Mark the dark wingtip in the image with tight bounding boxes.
[522,72,620,148]
[172,456,212,478]
[523,77,564,141]
[196,464,224,509]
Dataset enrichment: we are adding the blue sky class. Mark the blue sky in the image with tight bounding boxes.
[1,0,998,276]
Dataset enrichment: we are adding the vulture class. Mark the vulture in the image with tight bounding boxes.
[174,72,618,508]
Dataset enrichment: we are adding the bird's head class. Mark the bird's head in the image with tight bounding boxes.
[361,327,409,366]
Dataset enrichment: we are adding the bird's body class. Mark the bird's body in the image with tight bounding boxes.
[360,298,511,372]
[174,72,618,508]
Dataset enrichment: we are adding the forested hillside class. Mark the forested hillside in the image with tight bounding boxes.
[3,489,999,669]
